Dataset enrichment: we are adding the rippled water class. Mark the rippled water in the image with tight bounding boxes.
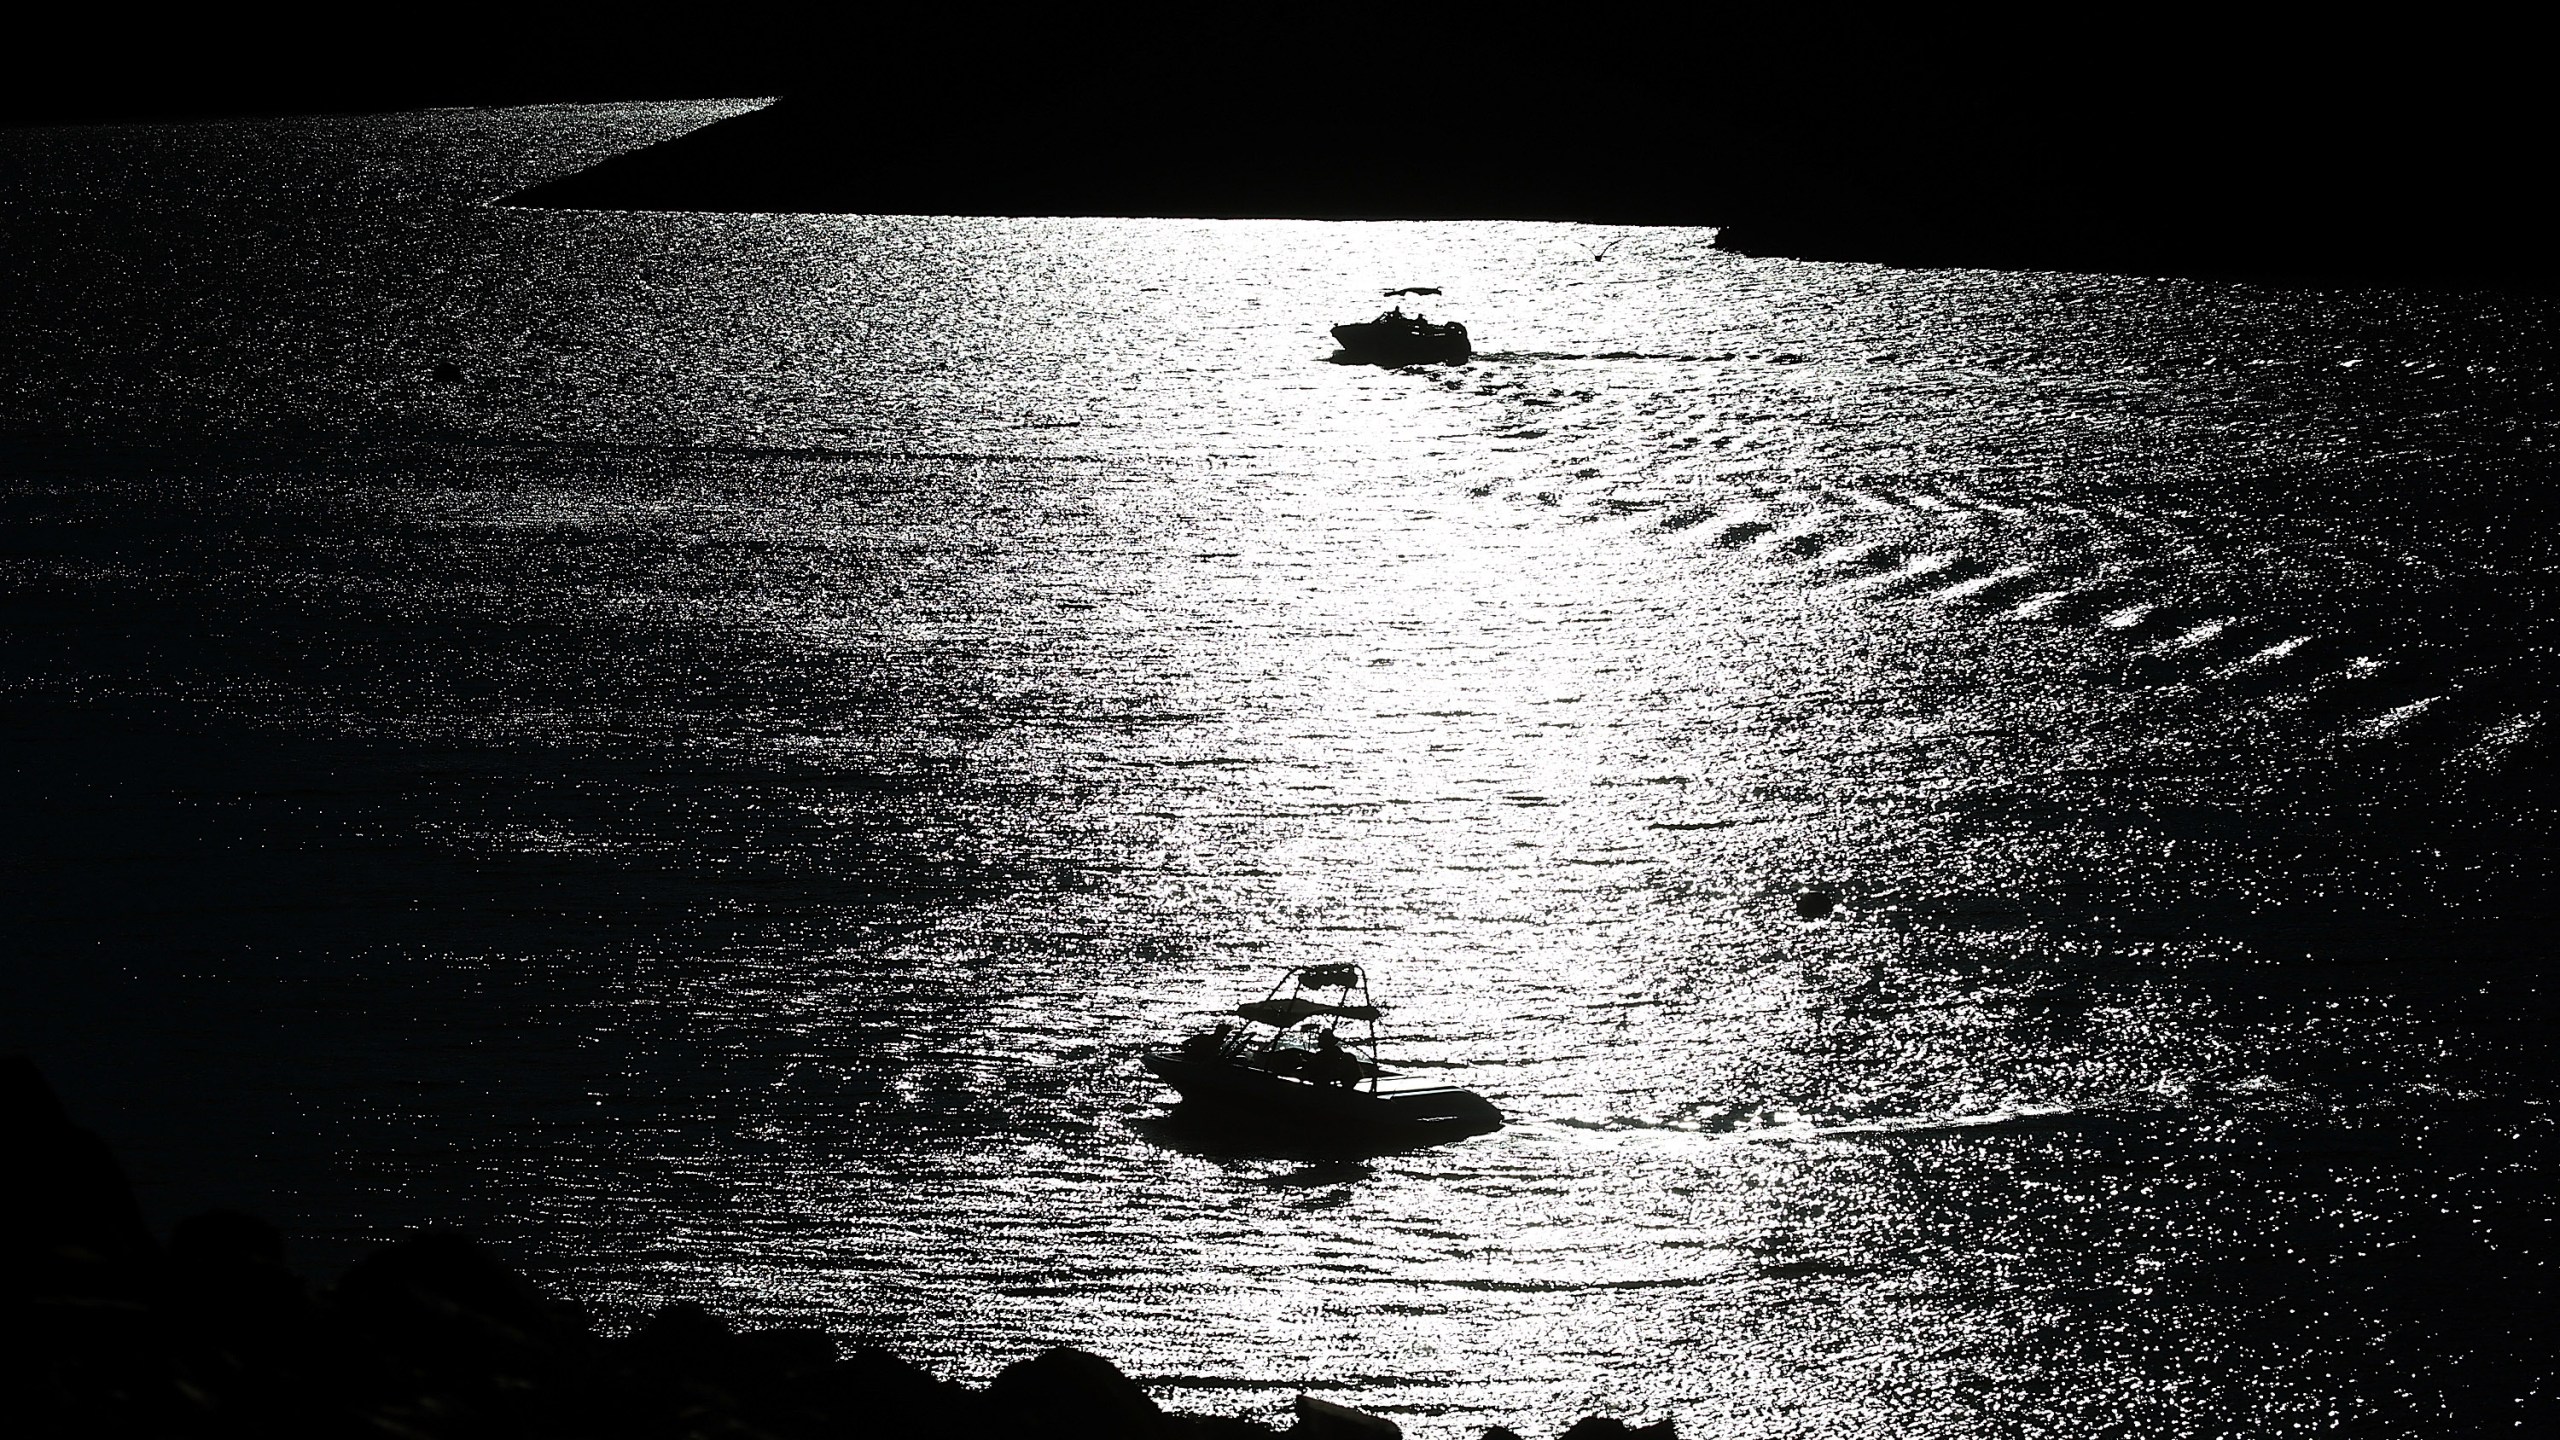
[4,102,2556,1437]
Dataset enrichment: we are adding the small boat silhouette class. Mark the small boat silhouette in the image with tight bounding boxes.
[1141,964,1503,1142]
[1331,289,1471,365]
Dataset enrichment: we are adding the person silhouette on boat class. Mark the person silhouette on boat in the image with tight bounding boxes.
[1309,1027,1364,1088]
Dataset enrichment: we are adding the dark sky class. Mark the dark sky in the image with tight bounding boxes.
[12,13,2517,135]
[3,22,792,122]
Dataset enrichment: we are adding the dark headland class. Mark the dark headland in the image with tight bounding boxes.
[14,15,2538,292]
[502,31,2547,294]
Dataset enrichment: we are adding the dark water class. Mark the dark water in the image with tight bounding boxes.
[3,102,2556,1437]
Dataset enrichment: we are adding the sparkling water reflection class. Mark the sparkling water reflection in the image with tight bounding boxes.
[2,103,2554,1438]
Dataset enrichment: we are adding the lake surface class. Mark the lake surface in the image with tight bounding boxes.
[3,101,2554,1438]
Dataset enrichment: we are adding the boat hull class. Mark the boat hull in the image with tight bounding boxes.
[1330,320,1471,366]
[1142,1052,1502,1139]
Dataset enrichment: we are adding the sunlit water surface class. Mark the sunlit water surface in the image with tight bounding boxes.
[3,102,2556,1438]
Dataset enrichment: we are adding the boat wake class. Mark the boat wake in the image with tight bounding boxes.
[1548,1102,2087,1143]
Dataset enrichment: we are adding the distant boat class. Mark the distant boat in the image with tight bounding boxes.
[1331,289,1471,365]
[1141,964,1503,1142]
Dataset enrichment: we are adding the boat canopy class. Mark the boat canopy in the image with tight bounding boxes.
[1236,996,1384,1027]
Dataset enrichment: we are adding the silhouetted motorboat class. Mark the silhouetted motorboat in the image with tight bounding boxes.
[1331,288,1472,365]
[1141,964,1503,1141]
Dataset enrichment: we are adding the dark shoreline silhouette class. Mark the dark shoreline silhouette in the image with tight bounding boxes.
[12,14,2539,294]
[499,53,2547,296]
[6,1057,1666,1439]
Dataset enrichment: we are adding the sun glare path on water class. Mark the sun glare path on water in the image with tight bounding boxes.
[2,104,2554,1439]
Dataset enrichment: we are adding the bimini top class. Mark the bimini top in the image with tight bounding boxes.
[1233,962,1381,1026]
[1236,995,1384,1026]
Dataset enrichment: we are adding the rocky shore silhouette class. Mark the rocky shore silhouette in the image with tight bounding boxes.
[6,1057,1669,1440]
